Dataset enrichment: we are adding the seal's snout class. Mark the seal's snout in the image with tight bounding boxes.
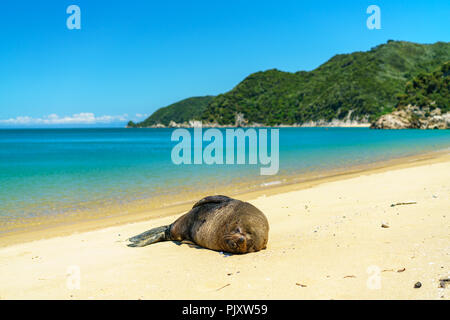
[225,232,249,253]
[226,238,238,250]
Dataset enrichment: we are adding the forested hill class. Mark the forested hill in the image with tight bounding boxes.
[396,61,449,113]
[127,96,214,127]
[130,41,450,127]
[371,61,449,129]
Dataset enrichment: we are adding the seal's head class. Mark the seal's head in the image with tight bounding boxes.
[222,209,269,254]
[223,227,266,253]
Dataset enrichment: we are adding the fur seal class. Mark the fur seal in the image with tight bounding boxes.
[127,195,269,254]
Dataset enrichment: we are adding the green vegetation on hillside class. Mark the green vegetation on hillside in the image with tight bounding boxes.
[132,41,450,127]
[395,61,449,113]
[202,41,450,125]
[128,96,214,127]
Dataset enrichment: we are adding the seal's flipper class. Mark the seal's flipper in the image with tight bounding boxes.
[192,195,232,209]
[127,225,170,247]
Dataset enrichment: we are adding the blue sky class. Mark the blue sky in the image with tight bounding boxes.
[0,0,449,127]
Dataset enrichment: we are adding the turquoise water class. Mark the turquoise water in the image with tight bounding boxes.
[0,128,449,228]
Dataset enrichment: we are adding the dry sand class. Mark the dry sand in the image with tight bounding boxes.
[0,154,449,300]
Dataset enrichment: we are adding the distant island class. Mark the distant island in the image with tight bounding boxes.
[128,41,450,129]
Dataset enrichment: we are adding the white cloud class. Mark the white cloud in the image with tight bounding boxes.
[0,113,129,125]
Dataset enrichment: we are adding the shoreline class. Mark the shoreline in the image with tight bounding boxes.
[127,123,372,128]
[1,148,449,248]
[0,149,448,299]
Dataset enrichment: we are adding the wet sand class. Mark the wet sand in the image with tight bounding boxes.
[0,152,449,299]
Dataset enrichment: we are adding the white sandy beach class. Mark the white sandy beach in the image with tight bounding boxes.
[0,155,449,300]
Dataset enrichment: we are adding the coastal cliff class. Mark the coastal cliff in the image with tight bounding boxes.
[128,115,370,128]
[129,41,450,129]
[371,105,449,129]
[371,61,449,129]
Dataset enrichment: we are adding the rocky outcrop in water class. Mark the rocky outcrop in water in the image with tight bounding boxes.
[371,105,449,129]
